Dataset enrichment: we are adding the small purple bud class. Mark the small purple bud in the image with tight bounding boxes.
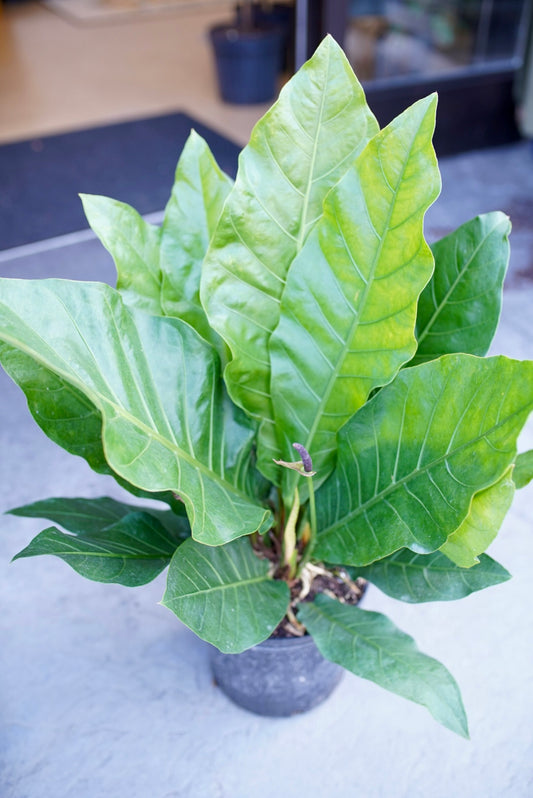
[292,442,313,473]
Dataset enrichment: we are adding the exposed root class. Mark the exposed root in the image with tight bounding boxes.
[252,531,367,638]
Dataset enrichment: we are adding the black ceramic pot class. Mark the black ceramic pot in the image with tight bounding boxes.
[209,24,285,104]
[210,634,344,716]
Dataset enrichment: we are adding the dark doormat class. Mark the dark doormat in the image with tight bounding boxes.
[0,112,241,251]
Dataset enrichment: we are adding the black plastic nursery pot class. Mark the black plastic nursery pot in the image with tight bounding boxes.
[209,24,285,104]
[210,634,344,717]
[235,2,295,72]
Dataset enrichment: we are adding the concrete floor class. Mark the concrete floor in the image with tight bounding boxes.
[0,140,533,797]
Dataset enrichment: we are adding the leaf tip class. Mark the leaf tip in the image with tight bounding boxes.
[10,546,28,563]
[458,724,470,741]
[459,712,470,740]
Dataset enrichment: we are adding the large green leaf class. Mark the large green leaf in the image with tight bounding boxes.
[159,129,233,345]
[12,510,183,587]
[201,36,379,480]
[10,495,148,533]
[314,354,533,566]
[80,193,163,314]
[9,495,190,540]
[440,468,515,567]
[350,549,510,602]
[0,341,109,469]
[414,212,511,363]
[299,595,468,737]
[162,537,289,653]
[82,132,232,347]
[513,449,533,489]
[0,279,271,546]
[0,342,185,510]
[270,94,439,491]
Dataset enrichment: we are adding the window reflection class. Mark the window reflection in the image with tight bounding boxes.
[345,0,530,84]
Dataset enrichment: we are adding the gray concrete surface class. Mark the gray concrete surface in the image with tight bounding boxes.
[1,143,533,798]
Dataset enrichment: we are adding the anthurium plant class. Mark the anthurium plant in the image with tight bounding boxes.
[2,37,532,738]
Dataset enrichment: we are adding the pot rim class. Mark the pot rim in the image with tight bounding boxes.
[254,633,316,651]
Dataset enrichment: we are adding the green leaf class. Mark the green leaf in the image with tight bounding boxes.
[9,495,190,542]
[82,132,233,348]
[314,354,533,566]
[513,449,533,489]
[299,595,469,737]
[159,130,233,346]
[201,36,379,480]
[81,193,163,315]
[350,549,510,602]
[270,94,439,490]
[0,341,184,511]
[13,510,182,587]
[415,212,511,363]
[162,537,289,653]
[0,340,110,470]
[0,279,272,546]
[10,495,146,533]
[440,468,515,567]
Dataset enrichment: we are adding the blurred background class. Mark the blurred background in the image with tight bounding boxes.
[1,0,532,153]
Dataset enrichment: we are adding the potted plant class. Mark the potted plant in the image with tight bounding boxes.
[209,1,288,104]
[2,36,532,736]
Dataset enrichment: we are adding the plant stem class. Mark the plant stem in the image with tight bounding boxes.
[298,476,316,574]
[308,475,317,551]
[283,487,299,576]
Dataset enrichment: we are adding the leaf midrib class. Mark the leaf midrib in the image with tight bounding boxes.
[305,600,467,735]
[375,559,479,574]
[306,602,419,663]
[293,113,429,480]
[166,572,270,601]
[417,218,503,348]
[319,397,531,541]
[296,48,329,253]
[23,548,170,560]
[0,329,258,506]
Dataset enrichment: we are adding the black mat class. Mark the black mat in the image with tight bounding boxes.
[0,112,241,251]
